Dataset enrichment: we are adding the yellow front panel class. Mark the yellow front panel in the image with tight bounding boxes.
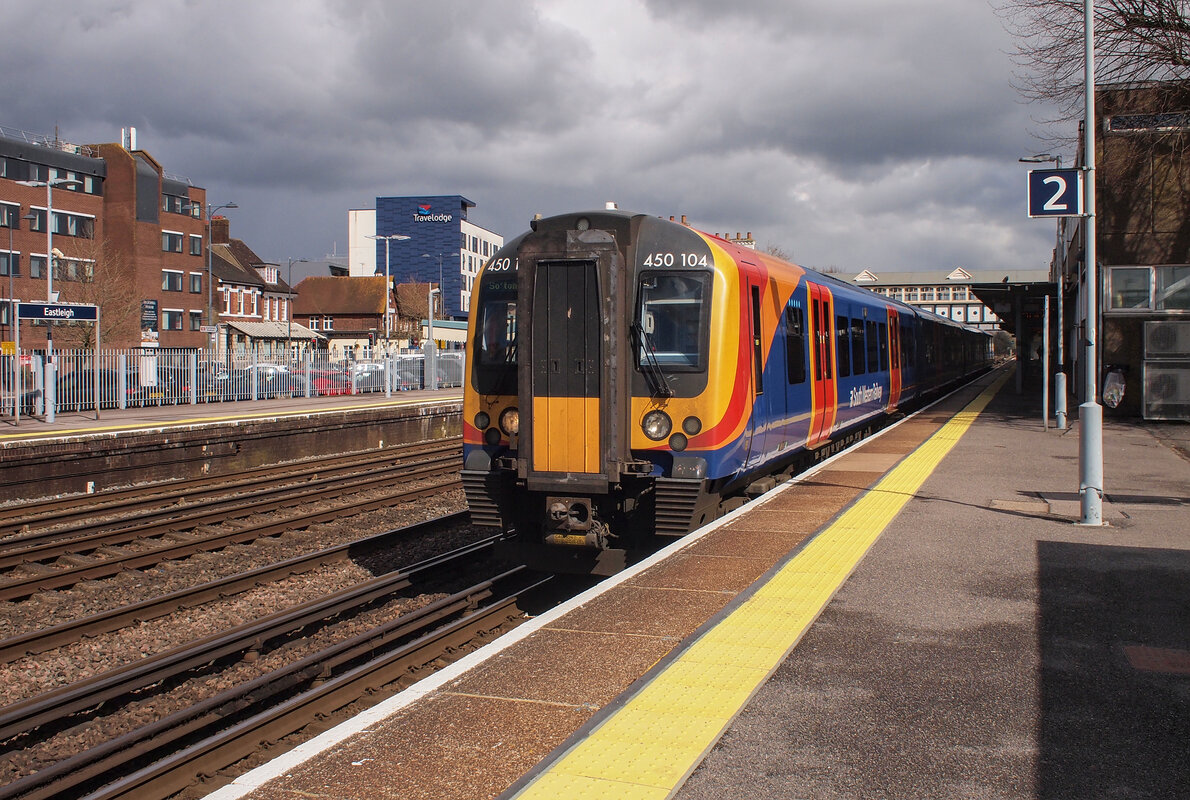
[533,396,600,473]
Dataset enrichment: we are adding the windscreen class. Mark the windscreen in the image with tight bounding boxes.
[636,273,709,371]
[478,300,517,366]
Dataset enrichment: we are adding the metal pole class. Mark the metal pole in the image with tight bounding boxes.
[384,237,391,340]
[1043,295,1050,429]
[44,183,55,424]
[1054,156,1068,430]
[1079,0,1104,525]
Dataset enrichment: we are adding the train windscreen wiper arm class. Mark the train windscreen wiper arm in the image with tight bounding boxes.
[631,322,674,398]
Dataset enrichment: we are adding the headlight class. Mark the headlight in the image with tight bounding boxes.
[669,433,688,451]
[484,427,502,446]
[642,410,672,441]
[682,416,702,435]
[499,407,520,435]
[475,411,490,430]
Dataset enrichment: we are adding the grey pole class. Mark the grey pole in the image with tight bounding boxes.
[1043,295,1050,429]
[1054,158,1068,430]
[1079,0,1104,525]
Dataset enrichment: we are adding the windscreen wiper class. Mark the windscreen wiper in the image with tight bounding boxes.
[631,322,674,398]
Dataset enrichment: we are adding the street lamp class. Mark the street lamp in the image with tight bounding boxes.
[286,257,308,360]
[1020,154,1068,430]
[366,233,410,342]
[420,251,459,320]
[206,202,238,353]
[17,177,82,424]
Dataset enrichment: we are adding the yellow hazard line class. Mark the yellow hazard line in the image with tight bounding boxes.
[0,394,462,442]
[511,371,1010,799]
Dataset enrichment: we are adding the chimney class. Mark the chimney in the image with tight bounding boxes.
[681,215,688,225]
[211,216,231,245]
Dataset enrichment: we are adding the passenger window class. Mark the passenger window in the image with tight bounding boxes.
[836,314,850,377]
[785,301,806,384]
[852,318,865,375]
[866,320,879,373]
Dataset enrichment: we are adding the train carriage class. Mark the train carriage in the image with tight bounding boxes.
[462,209,990,573]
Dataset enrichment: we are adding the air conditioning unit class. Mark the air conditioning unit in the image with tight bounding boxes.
[1145,320,1190,359]
[1142,361,1190,420]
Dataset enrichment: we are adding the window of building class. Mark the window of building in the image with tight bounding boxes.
[190,311,203,331]
[309,317,318,330]
[920,287,935,301]
[26,209,46,232]
[189,235,202,256]
[1156,265,1190,311]
[0,251,17,277]
[162,270,183,291]
[162,309,184,330]
[189,273,202,293]
[323,316,334,330]
[936,287,951,301]
[30,255,45,279]
[0,202,18,229]
[162,231,184,253]
[58,258,93,282]
[54,212,95,239]
[953,286,969,301]
[0,304,8,325]
[1108,267,1150,310]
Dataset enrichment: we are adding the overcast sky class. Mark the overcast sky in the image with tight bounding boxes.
[5,0,1064,274]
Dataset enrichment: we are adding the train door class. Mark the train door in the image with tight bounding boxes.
[530,260,601,475]
[807,283,836,448]
[887,307,902,410]
[741,281,764,467]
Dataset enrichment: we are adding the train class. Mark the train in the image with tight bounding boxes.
[461,208,991,573]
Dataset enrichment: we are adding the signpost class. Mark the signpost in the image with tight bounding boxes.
[13,301,101,424]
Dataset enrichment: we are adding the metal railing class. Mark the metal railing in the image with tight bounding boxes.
[1,348,465,421]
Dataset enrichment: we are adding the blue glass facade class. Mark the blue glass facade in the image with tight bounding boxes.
[375,195,474,320]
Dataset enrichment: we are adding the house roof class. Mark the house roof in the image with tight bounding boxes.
[850,267,1051,285]
[211,244,264,288]
[293,276,387,316]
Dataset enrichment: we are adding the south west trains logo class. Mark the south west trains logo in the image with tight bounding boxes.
[848,383,884,408]
[414,204,453,223]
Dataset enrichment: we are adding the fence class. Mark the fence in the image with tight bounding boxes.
[1,347,465,418]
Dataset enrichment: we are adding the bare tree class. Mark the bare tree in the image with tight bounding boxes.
[52,238,141,348]
[998,0,1190,136]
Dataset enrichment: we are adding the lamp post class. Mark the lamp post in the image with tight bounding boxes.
[17,177,82,424]
[1020,153,1068,430]
[366,233,410,343]
[420,251,459,319]
[206,202,238,355]
[286,257,307,361]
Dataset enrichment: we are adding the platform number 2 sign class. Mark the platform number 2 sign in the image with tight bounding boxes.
[1027,168,1084,218]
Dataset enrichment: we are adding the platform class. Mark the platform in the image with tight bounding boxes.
[195,368,1189,800]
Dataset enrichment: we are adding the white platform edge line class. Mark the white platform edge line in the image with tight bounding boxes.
[203,390,959,799]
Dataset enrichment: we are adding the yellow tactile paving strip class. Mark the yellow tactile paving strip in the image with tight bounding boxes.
[511,370,1010,799]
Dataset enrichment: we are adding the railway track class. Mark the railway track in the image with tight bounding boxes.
[0,527,550,800]
[0,437,460,539]
[0,443,462,602]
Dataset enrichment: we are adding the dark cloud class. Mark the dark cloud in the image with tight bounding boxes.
[2,0,1061,271]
